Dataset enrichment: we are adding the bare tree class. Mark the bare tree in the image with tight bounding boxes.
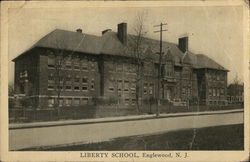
[129,11,152,113]
[49,35,81,116]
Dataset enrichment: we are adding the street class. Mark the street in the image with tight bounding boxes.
[9,110,243,150]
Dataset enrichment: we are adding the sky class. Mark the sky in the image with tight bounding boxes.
[8,4,244,84]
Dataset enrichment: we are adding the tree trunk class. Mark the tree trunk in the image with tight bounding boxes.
[136,84,140,114]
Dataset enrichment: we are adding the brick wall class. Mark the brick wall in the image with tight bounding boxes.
[13,47,229,108]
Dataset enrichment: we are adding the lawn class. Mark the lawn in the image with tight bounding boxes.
[30,124,243,151]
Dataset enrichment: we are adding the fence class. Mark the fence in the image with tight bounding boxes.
[9,102,243,123]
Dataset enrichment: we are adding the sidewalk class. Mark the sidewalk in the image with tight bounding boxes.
[9,109,243,130]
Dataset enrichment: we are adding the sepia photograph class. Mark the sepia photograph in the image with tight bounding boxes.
[1,0,249,161]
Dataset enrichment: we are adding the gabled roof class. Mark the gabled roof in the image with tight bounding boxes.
[13,28,228,71]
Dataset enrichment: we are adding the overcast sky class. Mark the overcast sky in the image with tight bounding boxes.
[8,5,244,84]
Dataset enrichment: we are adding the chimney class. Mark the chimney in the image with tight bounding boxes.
[102,29,112,35]
[178,36,188,53]
[76,28,82,33]
[117,22,127,45]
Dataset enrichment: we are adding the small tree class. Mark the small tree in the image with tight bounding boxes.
[129,11,152,113]
[49,35,78,116]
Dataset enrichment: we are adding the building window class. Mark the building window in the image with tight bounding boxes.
[59,98,63,107]
[144,83,148,95]
[48,85,54,90]
[82,85,88,91]
[166,61,173,77]
[220,88,224,96]
[82,77,88,91]
[217,89,220,96]
[131,99,136,105]
[74,61,80,70]
[66,75,71,84]
[55,85,63,91]
[74,86,80,91]
[131,88,136,94]
[124,80,129,92]
[216,73,220,80]
[149,83,154,95]
[82,77,88,83]
[212,89,216,96]
[117,80,122,92]
[109,77,115,92]
[48,98,55,107]
[81,60,88,71]
[19,70,28,78]
[48,56,55,68]
[109,87,114,92]
[65,60,71,69]
[73,98,80,105]
[182,88,186,95]
[81,98,88,105]
[125,98,130,105]
[66,86,72,91]
[109,80,115,92]
[65,98,72,106]
[75,75,80,83]
[209,89,212,97]
[90,79,95,90]
[131,83,136,95]
[48,74,54,84]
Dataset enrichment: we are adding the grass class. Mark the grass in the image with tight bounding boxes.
[26,124,243,151]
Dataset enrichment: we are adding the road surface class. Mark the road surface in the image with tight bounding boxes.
[9,110,243,150]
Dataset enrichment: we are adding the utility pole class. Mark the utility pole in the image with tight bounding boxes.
[154,22,167,117]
